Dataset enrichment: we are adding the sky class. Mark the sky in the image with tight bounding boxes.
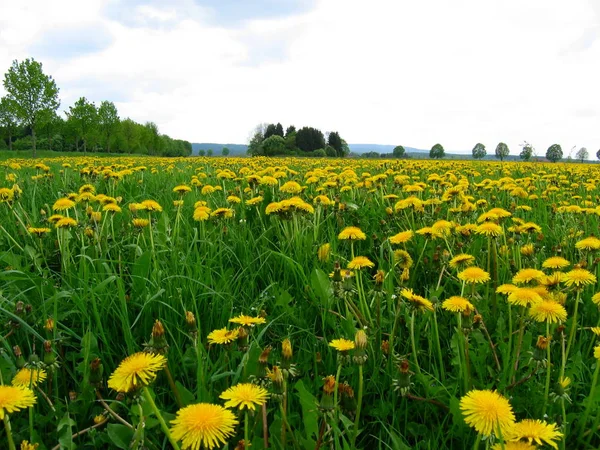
[1,0,600,156]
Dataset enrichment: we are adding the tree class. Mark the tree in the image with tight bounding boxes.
[472,143,486,159]
[597,149,600,161]
[296,127,325,152]
[2,58,60,157]
[264,124,277,139]
[495,142,509,161]
[393,145,405,158]
[98,101,119,153]
[546,144,563,163]
[207,149,214,156]
[40,110,62,151]
[285,125,296,137]
[327,131,344,156]
[262,135,286,156]
[429,143,445,159]
[221,147,230,156]
[66,97,97,153]
[575,147,589,163]
[120,118,139,152]
[519,142,533,161]
[275,122,284,137]
[143,122,162,155]
[0,97,18,151]
[198,149,206,156]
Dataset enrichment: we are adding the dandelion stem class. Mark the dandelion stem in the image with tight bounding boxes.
[565,290,581,364]
[141,387,180,450]
[543,321,552,416]
[244,410,249,450]
[3,414,16,450]
[352,364,364,449]
[410,310,422,376]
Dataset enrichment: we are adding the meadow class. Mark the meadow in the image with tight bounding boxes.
[0,155,599,450]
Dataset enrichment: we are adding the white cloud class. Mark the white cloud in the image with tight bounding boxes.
[1,0,599,156]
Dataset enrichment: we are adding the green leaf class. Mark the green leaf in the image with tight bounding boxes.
[57,413,76,450]
[107,423,134,449]
[294,380,319,444]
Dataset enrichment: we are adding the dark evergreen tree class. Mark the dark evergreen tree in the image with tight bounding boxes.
[275,122,284,137]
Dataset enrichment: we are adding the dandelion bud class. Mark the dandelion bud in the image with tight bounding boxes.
[267,366,284,395]
[185,311,197,337]
[148,320,168,354]
[320,375,336,410]
[385,207,393,215]
[282,339,293,361]
[237,326,249,351]
[89,358,104,386]
[339,382,356,414]
[45,317,55,333]
[258,346,272,365]
[318,243,331,262]
[40,209,46,216]
[69,391,77,402]
[15,301,24,316]
[93,415,106,425]
[381,340,390,356]
[152,320,165,338]
[235,440,247,450]
[400,268,410,282]
[472,314,482,329]
[316,351,322,364]
[374,270,385,285]
[25,304,32,315]
[43,340,56,365]
[533,335,550,362]
[13,345,25,368]
[393,359,412,395]
[332,261,342,282]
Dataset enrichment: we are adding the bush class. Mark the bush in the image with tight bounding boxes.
[312,149,326,157]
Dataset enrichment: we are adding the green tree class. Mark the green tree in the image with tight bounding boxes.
[66,97,97,153]
[575,147,589,162]
[264,124,277,139]
[2,58,60,157]
[120,118,140,153]
[519,142,533,161]
[472,143,486,159]
[429,143,445,159]
[98,101,119,153]
[40,110,62,151]
[546,144,563,163]
[285,125,296,137]
[0,97,18,151]
[198,149,206,156]
[275,122,284,137]
[495,142,509,161]
[143,122,162,155]
[327,131,344,156]
[296,127,325,152]
[393,145,406,158]
[597,149,600,161]
[207,149,214,156]
[222,147,230,156]
[262,135,286,156]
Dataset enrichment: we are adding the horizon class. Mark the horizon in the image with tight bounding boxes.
[1,1,600,158]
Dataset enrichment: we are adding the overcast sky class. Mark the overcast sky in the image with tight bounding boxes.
[1,0,599,156]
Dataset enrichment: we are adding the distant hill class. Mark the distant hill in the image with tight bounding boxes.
[348,144,428,154]
[191,143,248,155]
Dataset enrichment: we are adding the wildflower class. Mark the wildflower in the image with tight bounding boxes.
[593,292,600,306]
[460,389,515,437]
[512,268,545,285]
[507,288,543,307]
[0,385,37,419]
[520,244,535,257]
[282,338,293,360]
[329,339,356,352]
[103,203,122,213]
[170,403,238,450]
[52,198,75,211]
[173,185,192,195]
[348,256,375,270]
[476,222,503,237]
[318,243,331,262]
[211,208,234,219]
[228,315,266,327]
[389,230,413,245]
[220,383,269,411]
[245,196,263,206]
[207,328,239,345]
[11,368,47,388]
[449,254,476,269]
[400,288,434,312]
[27,227,51,236]
[55,217,78,229]
[575,236,600,251]
[496,284,518,295]
[594,345,600,360]
[338,226,366,240]
[393,249,413,268]
[442,296,474,314]
[529,300,567,323]
[132,218,150,228]
[458,267,490,284]
[507,419,562,449]
[193,206,211,221]
[20,441,39,450]
[140,200,163,212]
[279,181,302,194]
[563,268,596,288]
[542,257,570,270]
[107,352,166,393]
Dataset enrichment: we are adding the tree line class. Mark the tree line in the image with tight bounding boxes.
[0,58,192,157]
[247,122,349,157]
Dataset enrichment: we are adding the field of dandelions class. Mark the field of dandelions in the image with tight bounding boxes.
[0,156,599,450]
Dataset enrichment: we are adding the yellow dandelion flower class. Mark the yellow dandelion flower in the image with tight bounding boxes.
[389,230,414,245]
[220,383,269,411]
[442,296,474,313]
[132,218,150,228]
[458,267,490,284]
[400,288,434,312]
[207,328,239,345]
[173,185,192,194]
[19,440,39,450]
[575,236,600,251]
[512,268,545,285]
[107,352,166,393]
[496,284,518,295]
[103,203,122,213]
[476,222,504,237]
[529,300,567,323]
[507,419,562,449]
[55,217,78,229]
[170,403,238,450]
[245,196,263,206]
[211,208,234,219]
[228,315,266,327]
[193,206,211,221]
[460,389,515,437]
[52,198,76,211]
[449,253,476,269]
[591,292,600,306]
[347,256,375,270]
[140,200,163,212]
[27,227,51,236]
[508,288,543,307]
[394,249,413,269]
[318,243,331,262]
[542,257,570,270]
[329,338,355,352]
[11,368,47,388]
[0,385,37,419]
[338,226,366,240]
[563,268,596,287]
[589,327,600,337]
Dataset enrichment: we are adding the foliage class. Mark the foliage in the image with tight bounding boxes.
[546,144,563,162]
[471,143,486,159]
[429,143,445,159]
[262,135,286,156]
[575,147,589,163]
[393,145,406,158]
[296,126,326,153]
[520,142,533,161]
[97,101,119,153]
[495,142,509,161]
[222,147,230,156]
[66,97,97,153]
